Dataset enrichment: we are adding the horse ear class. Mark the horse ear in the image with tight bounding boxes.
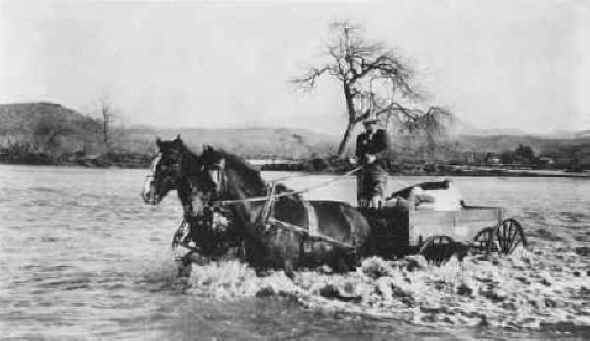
[155,137,162,148]
[174,134,184,147]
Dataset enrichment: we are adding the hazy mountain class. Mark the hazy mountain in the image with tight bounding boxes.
[0,102,99,135]
[122,126,340,158]
[1,102,589,162]
[449,117,528,136]
[456,134,590,154]
[0,102,103,154]
[0,102,339,158]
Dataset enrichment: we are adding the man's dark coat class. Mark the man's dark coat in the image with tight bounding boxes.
[355,129,387,166]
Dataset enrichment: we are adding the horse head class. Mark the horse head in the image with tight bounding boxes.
[142,135,187,205]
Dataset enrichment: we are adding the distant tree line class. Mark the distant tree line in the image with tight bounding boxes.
[499,144,536,165]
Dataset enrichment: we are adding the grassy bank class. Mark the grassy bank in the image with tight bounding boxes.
[0,143,152,168]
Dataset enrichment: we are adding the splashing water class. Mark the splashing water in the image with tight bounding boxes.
[180,247,589,331]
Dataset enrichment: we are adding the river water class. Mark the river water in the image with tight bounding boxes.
[0,165,588,340]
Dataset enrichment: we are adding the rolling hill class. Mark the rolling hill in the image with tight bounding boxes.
[1,101,589,168]
[0,102,99,135]
[0,102,340,165]
[123,127,338,158]
[0,102,103,154]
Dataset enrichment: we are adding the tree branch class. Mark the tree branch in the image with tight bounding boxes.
[290,65,333,91]
[352,109,371,124]
[290,21,450,158]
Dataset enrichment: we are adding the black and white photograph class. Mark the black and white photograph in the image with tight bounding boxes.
[1,0,589,339]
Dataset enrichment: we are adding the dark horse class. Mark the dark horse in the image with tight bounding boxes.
[143,136,376,272]
[142,136,238,257]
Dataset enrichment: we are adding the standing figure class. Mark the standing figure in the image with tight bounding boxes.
[355,117,388,208]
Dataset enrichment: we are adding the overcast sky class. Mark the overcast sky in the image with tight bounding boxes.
[1,0,588,135]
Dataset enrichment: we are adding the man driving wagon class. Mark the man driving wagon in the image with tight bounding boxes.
[355,116,388,208]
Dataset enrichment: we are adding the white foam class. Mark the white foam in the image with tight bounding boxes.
[181,248,589,330]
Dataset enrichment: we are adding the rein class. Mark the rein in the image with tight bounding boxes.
[209,166,363,206]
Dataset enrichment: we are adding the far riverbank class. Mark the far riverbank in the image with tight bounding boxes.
[1,154,588,178]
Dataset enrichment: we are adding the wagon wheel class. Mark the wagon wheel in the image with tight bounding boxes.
[473,226,497,252]
[496,218,527,254]
[419,235,460,264]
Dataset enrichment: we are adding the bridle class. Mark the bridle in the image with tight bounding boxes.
[143,153,161,204]
[143,150,185,204]
[205,158,227,200]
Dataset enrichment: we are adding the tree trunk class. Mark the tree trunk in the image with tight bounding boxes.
[337,83,358,158]
[102,115,109,147]
[337,122,357,158]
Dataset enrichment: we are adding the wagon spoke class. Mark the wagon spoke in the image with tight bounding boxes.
[509,225,520,252]
[502,223,511,253]
[505,222,512,253]
[506,223,515,253]
[497,224,505,252]
[509,230,520,253]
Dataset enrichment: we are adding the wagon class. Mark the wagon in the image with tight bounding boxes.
[358,181,527,262]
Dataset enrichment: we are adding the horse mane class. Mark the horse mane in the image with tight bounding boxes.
[178,143,202,172]
[206,148,266,196]
[204,147,299,199]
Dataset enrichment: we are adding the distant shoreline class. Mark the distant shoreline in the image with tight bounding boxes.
[0,160,148,169]
[0,152,151,169]
[293,169,590,178]
[1,158,589,178]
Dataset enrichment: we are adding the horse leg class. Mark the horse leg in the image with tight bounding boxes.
[243,237,271,276]
[177,251,194,277]
[331,248,348,273]
[283,259,295,279]
[237,240,247,261]
[280,230,302,279]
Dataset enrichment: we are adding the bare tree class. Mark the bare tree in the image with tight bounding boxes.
[291,21,451,158]
[96,96,116,148]
[384,104,453,158]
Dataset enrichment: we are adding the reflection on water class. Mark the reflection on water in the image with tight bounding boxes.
[0,165,589,339]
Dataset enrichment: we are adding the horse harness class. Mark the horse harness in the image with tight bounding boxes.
[178,154,357,250]
[210,171,354,249]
